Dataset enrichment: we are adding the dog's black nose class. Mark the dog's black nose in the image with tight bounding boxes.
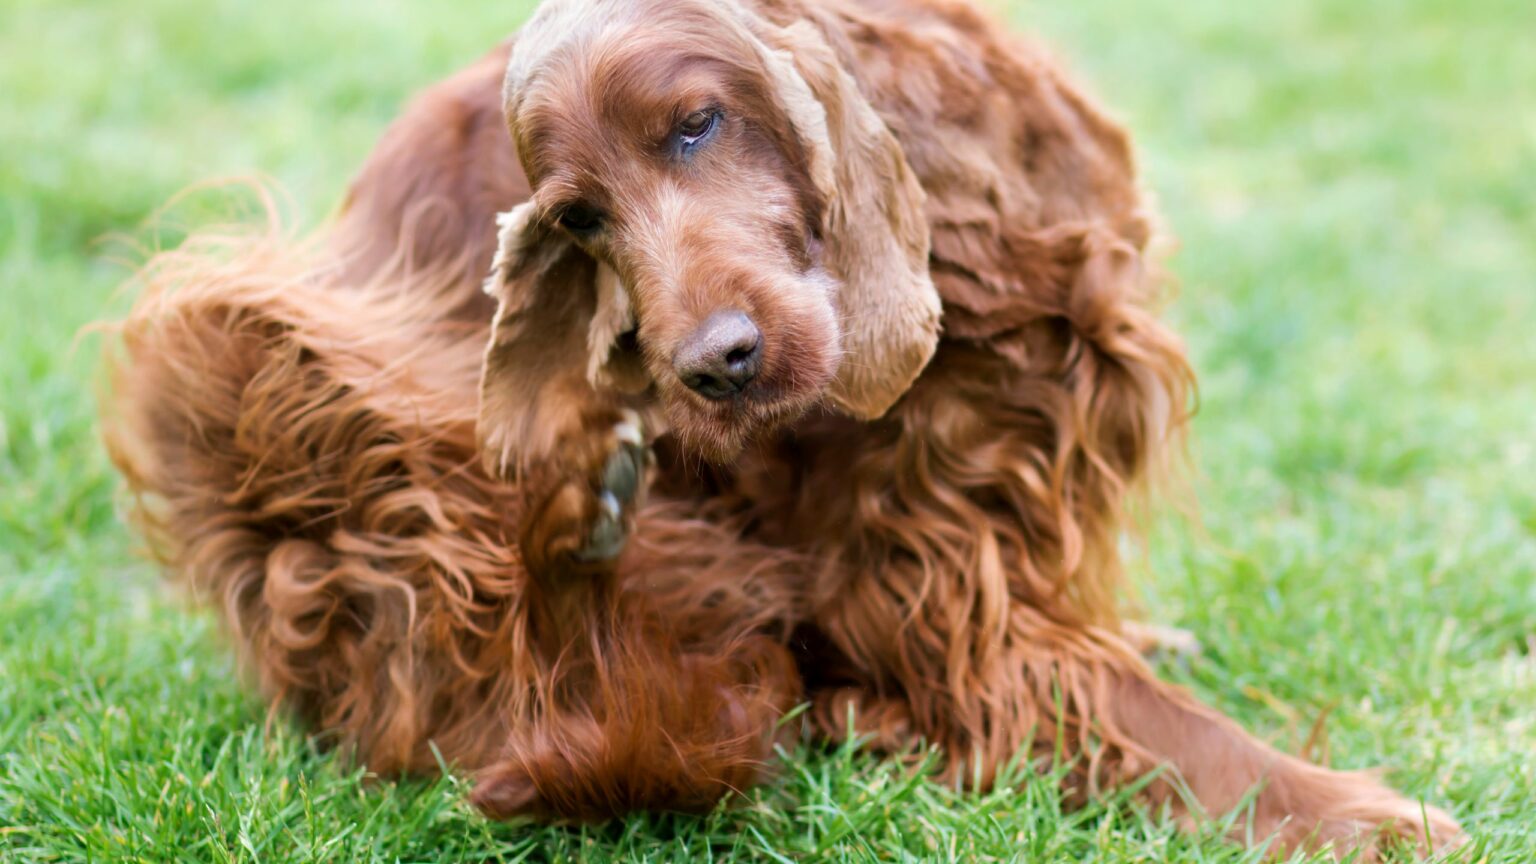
[674,310,762,400]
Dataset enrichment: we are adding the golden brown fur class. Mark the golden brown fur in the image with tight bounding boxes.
[103,0,1461,856]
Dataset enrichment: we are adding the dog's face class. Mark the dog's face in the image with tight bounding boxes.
[483,0,942,463]
[505,7,839,460]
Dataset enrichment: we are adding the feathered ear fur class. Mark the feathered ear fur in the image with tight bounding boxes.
[479,202,640,476]
[737,7,942,419]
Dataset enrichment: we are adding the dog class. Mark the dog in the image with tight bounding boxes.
[104,0,1462,856]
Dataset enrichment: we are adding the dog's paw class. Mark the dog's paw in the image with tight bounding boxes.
[519,408,651,575]
[573,413,647,562]
[470,762,542,820]
[1123,621,1203,663]
[1259,773,1463,862]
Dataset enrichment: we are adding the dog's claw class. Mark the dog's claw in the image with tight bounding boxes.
[574,411,649,563]
[612,411,644,449]
[600,439,643,504]
[577,491,627,562]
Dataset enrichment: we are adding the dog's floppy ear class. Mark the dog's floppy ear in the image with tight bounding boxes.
[478,203,640,476]
[746,14,942,419]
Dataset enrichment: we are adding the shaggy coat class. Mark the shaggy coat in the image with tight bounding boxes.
[104,0,1460,856]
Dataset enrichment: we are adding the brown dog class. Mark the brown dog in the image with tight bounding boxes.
[105,0,1461,857]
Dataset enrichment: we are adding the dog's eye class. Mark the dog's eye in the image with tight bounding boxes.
[677,109,719,149]
[557,204,604,234]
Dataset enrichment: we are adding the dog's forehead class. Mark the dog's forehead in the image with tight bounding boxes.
[504,3,767,192]
[507,0,684,100]
[506,0,757,120]
[503,0,631,101]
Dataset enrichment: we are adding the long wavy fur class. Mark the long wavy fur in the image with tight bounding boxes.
[103,194,806,814]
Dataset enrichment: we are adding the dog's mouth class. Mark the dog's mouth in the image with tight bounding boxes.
[671,373,829,463]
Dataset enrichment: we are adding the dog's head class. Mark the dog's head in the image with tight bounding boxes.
[480,0,940,462]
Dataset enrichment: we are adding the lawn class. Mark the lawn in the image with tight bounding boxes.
[2,0,1533,860]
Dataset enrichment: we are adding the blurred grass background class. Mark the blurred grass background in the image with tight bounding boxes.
[2,0,1533,860]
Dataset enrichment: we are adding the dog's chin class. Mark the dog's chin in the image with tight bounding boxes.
[661,386,824,465]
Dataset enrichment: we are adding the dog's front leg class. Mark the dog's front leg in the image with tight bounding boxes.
[499,390,652,581]
[478,210,661,583]
[481,343,656,583]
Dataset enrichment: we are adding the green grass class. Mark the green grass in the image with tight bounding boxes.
[2,0,1533,859]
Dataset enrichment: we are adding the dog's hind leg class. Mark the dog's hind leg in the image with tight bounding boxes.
[102,247,533,775]
[470,517,811,821]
